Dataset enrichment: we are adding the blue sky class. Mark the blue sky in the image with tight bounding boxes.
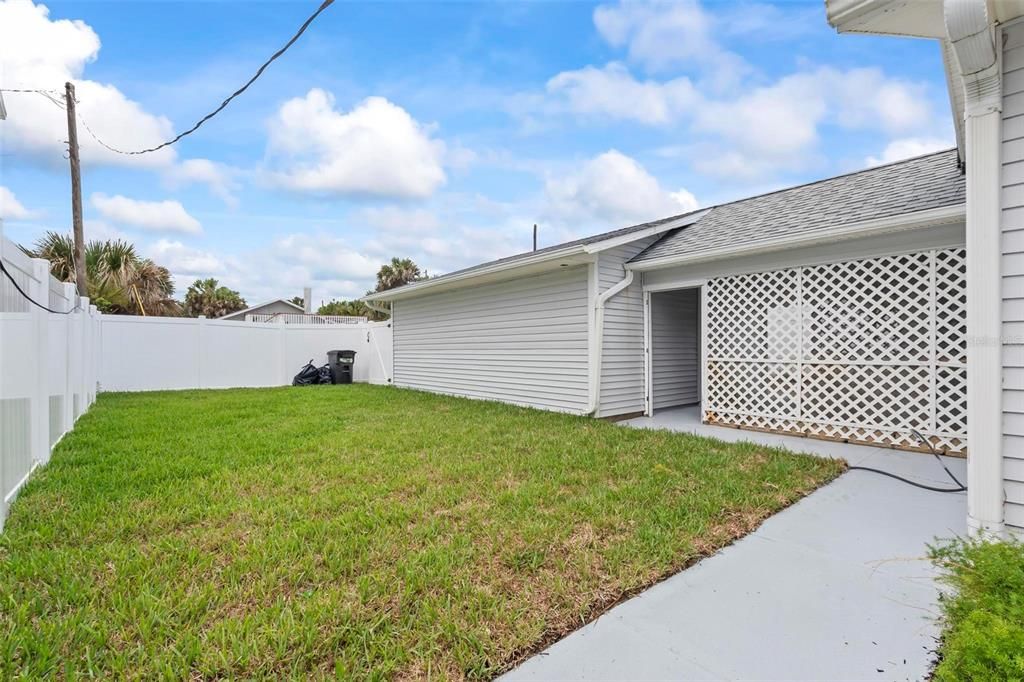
[0,0,953,306]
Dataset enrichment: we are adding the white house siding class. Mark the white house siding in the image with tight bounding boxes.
[1002,22,1024,534]
[392,266,591,413]
[597,237,660,417]
[651,289,699,410]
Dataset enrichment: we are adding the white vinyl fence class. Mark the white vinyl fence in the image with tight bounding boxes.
[1,221,393,529]
[98,316,393,391]
[1,228,100,529]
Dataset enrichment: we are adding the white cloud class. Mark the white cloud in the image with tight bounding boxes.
[832,68,932,135]
[865,137,951,167]
[593,0,747,84]
[163,159,241,207]
[273,233,380,281]
[694,71,829,163]
[91,193,203,235]
[146,239,225,275]
[545,150,698,225]
[547,63,697,125]
[0,186,32,220]
[265,90,447,198]
[0,0,175,169]
[692,67,944,178]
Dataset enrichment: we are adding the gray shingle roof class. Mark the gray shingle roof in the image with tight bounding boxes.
[413,208,704,281]
[631,148,965,264]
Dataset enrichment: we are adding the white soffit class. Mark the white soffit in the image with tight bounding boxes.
[826,0,946,37]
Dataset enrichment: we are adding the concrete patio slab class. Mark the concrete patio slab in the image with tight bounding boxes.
[503,407,966,681]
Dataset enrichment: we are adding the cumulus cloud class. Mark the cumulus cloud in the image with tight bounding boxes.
[535,1,949,180]
[544,63,937,177]
[865,137,951,167]
[0,0,238,203]
[547,63,697,125]
[545,150,698,225]
[0,0,175,169]
[684,67,943,178]
[0,186,33,220]
[265,90,447,198]
[163,159,241,207]
[91,193,203,235]
[146,239,225,275]
[593,0,747,84]
[273,232,380,280]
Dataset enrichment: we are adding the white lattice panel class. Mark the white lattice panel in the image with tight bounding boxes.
[704,248,968,454]
[706,268,799,361]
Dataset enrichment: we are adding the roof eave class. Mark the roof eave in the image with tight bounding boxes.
[826,0,947,38]
[362,245,592,303]
[219,298,305,319]
[626,203,966,273]
[363,211,708,303]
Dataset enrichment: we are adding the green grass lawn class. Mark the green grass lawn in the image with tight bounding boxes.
[930,538,1024,680]
[0,385,843,679]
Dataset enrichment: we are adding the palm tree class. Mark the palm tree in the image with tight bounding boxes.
[376,257,423,292]
[183,278,246,318]
[22,232,180,315]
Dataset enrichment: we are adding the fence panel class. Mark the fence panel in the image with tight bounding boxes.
[1,226,99,529]
[99,316,393,391]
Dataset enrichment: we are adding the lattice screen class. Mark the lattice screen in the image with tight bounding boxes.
[704,248,967,454]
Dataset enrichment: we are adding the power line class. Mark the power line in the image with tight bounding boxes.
[0,88,65,109]
[0,260,79,315]
[73,0,335,156]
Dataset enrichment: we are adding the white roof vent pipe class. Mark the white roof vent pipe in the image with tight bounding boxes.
[945,0,1000,114]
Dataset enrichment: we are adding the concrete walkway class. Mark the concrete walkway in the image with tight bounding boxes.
[504,407,966,681]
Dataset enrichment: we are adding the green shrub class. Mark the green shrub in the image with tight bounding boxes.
[930,537,1024,681]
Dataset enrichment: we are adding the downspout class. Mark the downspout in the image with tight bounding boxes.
[945,0,1004,537]
[586,270,634,415]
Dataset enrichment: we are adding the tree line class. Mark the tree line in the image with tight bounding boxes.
[21,232,423,319]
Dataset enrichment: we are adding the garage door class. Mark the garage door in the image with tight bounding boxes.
[703,248,967,454]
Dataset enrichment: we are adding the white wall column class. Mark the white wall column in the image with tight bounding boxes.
[945,0,1006,536]
[965,106,1005,536]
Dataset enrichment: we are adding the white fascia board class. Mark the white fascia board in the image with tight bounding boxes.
[363,246,593,302]
[581,210,710,254]
[626,203,965,273]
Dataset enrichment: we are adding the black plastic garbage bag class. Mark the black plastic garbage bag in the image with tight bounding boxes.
[317,364,335,384]
[292,360,320,386]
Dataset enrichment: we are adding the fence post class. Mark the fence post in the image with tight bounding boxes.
[78,297,90,419]
[197,315,206,388]
[278,323,288,385]
[62,283,75,430]
[90,304,99,402]
[29,259,50,466]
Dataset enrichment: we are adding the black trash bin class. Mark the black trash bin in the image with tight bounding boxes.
[327,350,356,384]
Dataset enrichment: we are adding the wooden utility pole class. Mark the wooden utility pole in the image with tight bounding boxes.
[64,81,87,296]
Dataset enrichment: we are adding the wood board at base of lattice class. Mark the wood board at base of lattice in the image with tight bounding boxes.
[704,410,967,457]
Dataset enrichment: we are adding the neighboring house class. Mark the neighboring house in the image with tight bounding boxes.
[824,0,1024,540]
[219,298,306,322]
[365,151,967,445]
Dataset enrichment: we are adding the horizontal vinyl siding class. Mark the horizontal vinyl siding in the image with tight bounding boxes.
[597,237,659,417]
[393,266,590,413]
[1005,23,1024,534]
[651,289,699,410]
